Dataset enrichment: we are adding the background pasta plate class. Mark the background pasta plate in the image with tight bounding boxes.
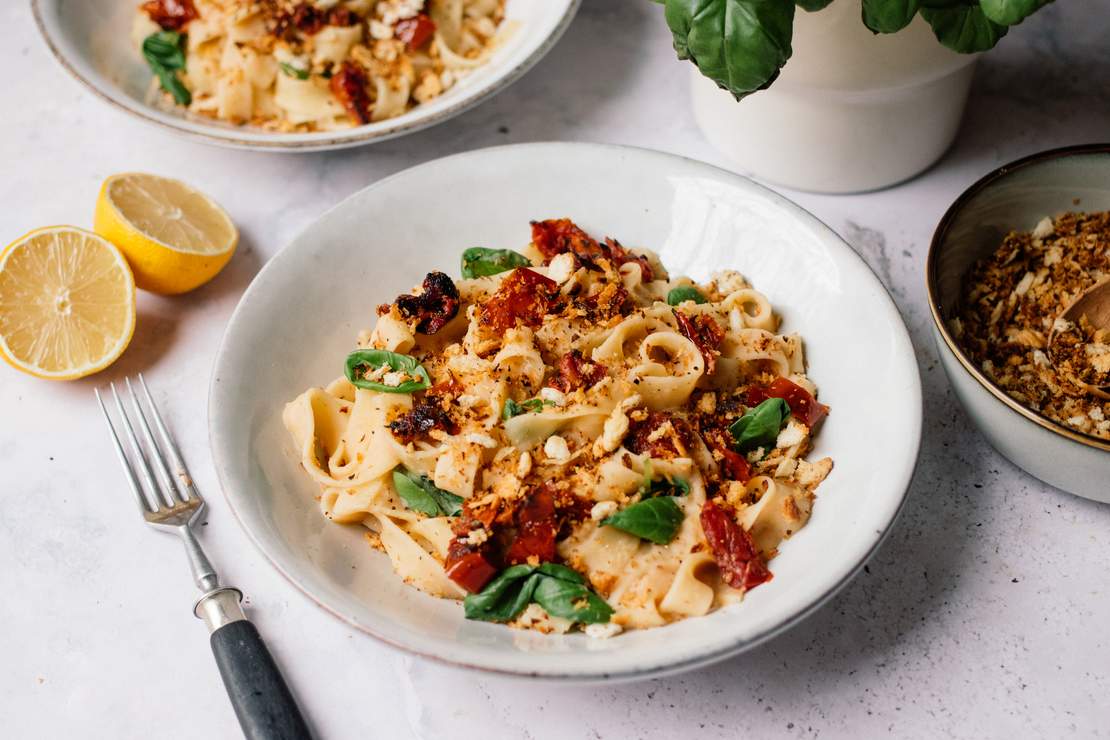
[32,0,578,151]
[209,143,922,680]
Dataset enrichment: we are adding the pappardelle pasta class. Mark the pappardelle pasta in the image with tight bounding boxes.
[132,0,507,130]
[284,219,833,636]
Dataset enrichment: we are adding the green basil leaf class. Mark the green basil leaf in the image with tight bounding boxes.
[794,0,833,9]
[663,0,796,101]
[666,286,707,305]
[979,0,1052,26]
[920,5,1008,52]
[502,398,524,419]
[278,61,310,80]
[392,468,463,517]
[862,0,920,33]
[602,497,685,545]
[463,565,539,622]
[728,397,790,452]
[142,32,191,106]
[531,573,614,624]
[535,562,587,584]
[345,349,432,393]
[649,476,690,498]
[521,398,554,411]
[461,247,531,279]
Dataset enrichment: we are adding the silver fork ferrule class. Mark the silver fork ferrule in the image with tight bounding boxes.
[181,526,221,593]
[194,587,246,632]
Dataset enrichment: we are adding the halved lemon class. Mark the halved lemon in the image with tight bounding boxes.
[94,173,238,295]
[0,227,136,380]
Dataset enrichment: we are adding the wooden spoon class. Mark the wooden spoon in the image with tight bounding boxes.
[1048,277,1110,400]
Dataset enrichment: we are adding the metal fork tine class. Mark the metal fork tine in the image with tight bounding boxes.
[125,377,187,504]
[110,382,174,511]
[137,373,202,502]
[95,389,156,514]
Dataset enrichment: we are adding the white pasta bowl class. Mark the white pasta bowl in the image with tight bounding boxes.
[209,143,922,680]
[31,0,578,151]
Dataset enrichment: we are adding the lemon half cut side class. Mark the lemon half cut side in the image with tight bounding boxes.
[95,172,238,295]
[0,226,137,380]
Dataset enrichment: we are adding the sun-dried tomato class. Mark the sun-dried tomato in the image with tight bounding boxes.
[718,448,753,483]
[395,271,460,334]
[550,350,607,393]
[395,13,437,49]
[141,0,197,30]
[529,220,655,281]
[444,499,502,592]
[330,61,372,124]
[700,500,772,591]
[506,486,558,565]
[580,283,633,321]
[746,377,829,428]
[480,268,558,332]
[626,412,693,459]
[445,551,497,593]
[388,394,458,444]
[673,309,724,376]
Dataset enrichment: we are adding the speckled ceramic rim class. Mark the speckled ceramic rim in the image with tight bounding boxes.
[926,142,1110,454]
[29,0,580,152]
[209,142,922,682]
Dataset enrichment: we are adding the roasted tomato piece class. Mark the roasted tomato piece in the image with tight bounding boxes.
[395,271,461,334]
[141,0,197,30]
[718,447,753,483]
[581,283,633,321]
[330,61,372,124]
[506,486,558,565]
[395,13,437,49]
[480,268,558,332]
[389,394,458,444]
[747,377,829,428]
[626,412,693,459]
[550,350,607,393]
[673,309,724,376]
[445,551,497,593]
[531,218,605,264]
[700,500,772,591]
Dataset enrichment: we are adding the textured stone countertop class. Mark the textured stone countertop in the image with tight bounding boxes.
[2,1,1108,738]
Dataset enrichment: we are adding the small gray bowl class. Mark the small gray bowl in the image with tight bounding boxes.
[927,144,1110,504]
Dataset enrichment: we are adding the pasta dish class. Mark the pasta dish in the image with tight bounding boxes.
[284,219,833,636]
[132,0,507,130]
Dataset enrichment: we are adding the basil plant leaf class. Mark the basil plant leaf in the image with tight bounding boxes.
[979,0,1052,26]
[531,573,615,624]
[392,469,463,517]
[602,497,686,545]
[461,247,532,279]
[663,0,796,101]
[345,349,432,393]
[278,61,310,80]
[463,565,540,622]
[920,5,1008,52]
[649,476,690,498]
[729,397,790,452]
[666,286,707,306]
[535,562,586,584]
[862,0,920,33]
[142,31,191,106]
[502,397,553,420]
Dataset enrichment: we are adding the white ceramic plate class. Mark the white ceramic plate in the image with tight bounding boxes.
[31,0,577,151]
[209,143,922,680]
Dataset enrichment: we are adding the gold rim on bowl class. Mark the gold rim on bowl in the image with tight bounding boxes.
[926,142,1110,453]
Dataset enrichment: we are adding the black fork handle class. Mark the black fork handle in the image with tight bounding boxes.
[209,619,312,740]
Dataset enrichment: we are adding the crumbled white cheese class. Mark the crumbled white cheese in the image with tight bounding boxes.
[1032,216,1055,239]
[546,252,577,285]
[543,435,571,462]
[516,451,532,478]
[368,20,394,40]
[1052,317,1075,334]
[585,622,623,640]
[466,432,498,448]
[382,371,406,387]
[745,447,766,463]
[1013,271,1036,297]
[1032,350,1051,368]
[776,419,807,449]
[462,528,489,547]
[514,603,573,634]
[539,387,566,406]
[590,501,618,521]
[1090,407,1105,422]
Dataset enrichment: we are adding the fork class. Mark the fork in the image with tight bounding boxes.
[96,375,311,740]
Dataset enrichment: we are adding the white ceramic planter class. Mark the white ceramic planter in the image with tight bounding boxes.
[691,1,977,193]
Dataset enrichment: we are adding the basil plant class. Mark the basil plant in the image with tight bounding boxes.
[654,0,1054,100]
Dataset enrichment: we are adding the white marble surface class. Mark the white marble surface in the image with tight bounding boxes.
[2,2,1109,738]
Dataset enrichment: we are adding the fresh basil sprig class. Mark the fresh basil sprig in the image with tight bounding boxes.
[461,247,532,279]
[602,497,685,545]
[392,469,463,517]
[666,286,707,306]
[142,31,191,106]
[502,397,554,420]
[278,61,310,80]
[345,349,431,393]
[464,563,613,624]
[728,397,790,453]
